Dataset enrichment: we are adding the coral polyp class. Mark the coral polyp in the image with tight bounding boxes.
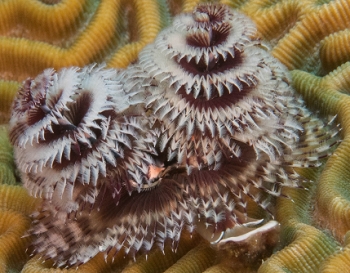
[9,3,341,269]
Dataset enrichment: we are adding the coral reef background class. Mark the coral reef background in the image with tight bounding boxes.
[1,0,350,272]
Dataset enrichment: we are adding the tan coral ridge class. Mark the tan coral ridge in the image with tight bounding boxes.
[1,0,350,272]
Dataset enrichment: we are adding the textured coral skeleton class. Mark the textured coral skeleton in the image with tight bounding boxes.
[8,3,341,269]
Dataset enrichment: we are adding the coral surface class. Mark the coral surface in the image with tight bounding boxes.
[1,0,350,272]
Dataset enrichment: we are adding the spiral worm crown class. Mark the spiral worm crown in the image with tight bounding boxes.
[9,64,159,200]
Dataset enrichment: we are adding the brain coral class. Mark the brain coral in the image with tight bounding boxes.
[1,0,350,273]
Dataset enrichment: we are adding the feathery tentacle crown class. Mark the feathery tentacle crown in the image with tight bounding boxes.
[9,3,341,269]
[126,4,310,172]
[9,64,159,200]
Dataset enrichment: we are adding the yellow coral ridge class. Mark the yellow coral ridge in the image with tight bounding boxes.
[107,0,162,68]
[22,252,125,273]
[320,231,350,272]
[259,223,338,273]
[270,0,350,71]
[240,0,312,46]
[0,210,32,273]
[0,184,40,272]
[0,184,39,216]
[320,30,350,73]
[164,242,216,273]
[0,0,91,42]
